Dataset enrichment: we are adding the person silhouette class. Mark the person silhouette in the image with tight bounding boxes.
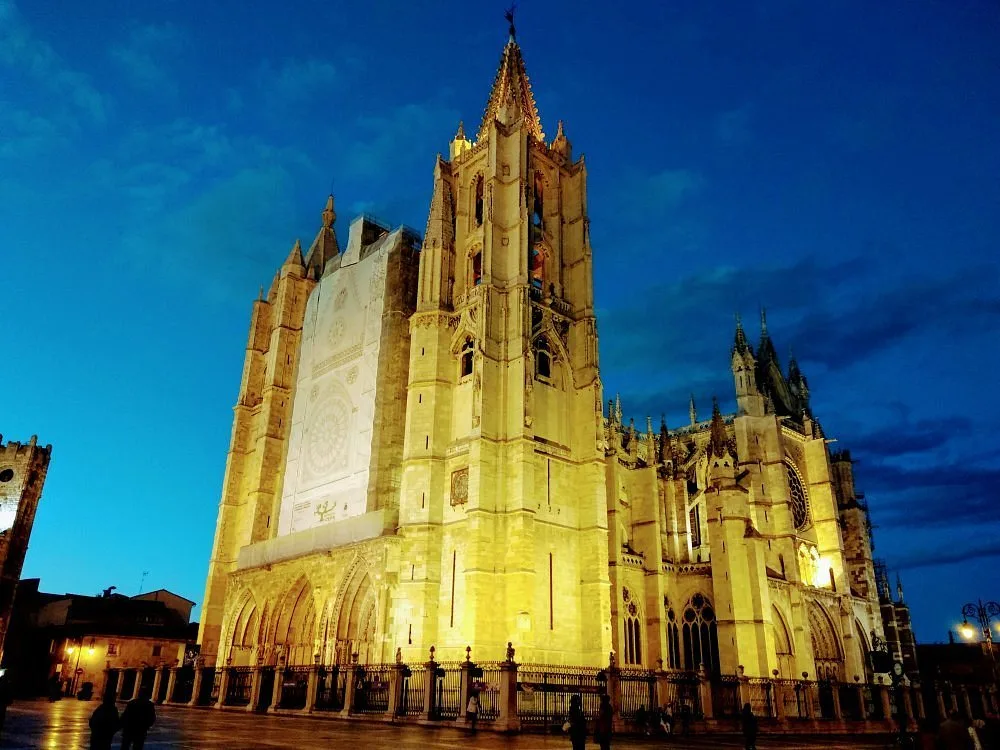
[120,688,156,749]
[88,695,120,750]
[594,693,613,750]
[567,694,588,750]
[741,702,758,750]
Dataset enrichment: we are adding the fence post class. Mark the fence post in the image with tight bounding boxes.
[187,660,203,707]
[498,644,518,732]
[606,653,622,731]
[304,656,320,714]
[456,647,474,726]
[268,656,285,713]
[165,665,179,704]
[388,651,406,719]
[247,662,263,713]
[421,647,438,721]
[800,676,813,719]
[697,665,713,719]
[830,682,843,720]
[215,661,231,709]
[340,665,359,718]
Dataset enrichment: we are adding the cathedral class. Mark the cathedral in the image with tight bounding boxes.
[199,29,888,682]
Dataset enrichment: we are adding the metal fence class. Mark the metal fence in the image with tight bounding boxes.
[618,668,656,722]
[279,667,310,710]
[745,678,775,718]
[435,664,463,719]
[774,679,806,719]
[657,672,702,719]
[316,667,348,712]
[400,666,425,716]
[839,684,862,720]
[354,665,393,715]
[475,662,504,721]
[225,667,253,707]
[711,676,740,717]
[517,664,606,729]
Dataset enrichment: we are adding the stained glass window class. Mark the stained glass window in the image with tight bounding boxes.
[786,462,809,530]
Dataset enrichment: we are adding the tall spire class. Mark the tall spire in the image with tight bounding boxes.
[305,194,340,278]
[479,27,544,142]
[706,397,737,459]
[283,238,304,272]
[733,312,752,355]
[689,394,697,426]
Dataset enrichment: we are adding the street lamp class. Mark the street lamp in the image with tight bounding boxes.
[960,600,1000,645]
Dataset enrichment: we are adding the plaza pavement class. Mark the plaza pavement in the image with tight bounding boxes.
[1,700,897,749]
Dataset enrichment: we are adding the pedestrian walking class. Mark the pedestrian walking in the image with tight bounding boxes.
[120,690,156,750]
[594,694,613,750]
[566,694,588,750]
[88,696,120,750]
[466,691,479,733]
[741,702,758,750]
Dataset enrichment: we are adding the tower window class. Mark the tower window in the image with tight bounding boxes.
[535,337,551,379]
[471,250,483,286]
[460,337,474,378]
[689,505,701,547]
[529,244,544,289]
[622,590,642,666]
[532,171,545,233]
[666,607,681,669]
[474,175,484,227]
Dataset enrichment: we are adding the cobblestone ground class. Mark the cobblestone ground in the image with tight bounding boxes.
[2,701,898,749]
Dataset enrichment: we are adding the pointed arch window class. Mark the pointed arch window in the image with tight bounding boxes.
[681,593,719,675]
[622,589,642,666]
[666,605,681,669]
[532,171,545,232]
[535,337,552,380]
[529,244,545,289]
[473,175,484,227]
[460,337,474,378]
[470,249,483,286]
[785,462,810,530]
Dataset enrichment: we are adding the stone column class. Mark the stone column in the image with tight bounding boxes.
[935,683,947,719]
[420,649,438,721]
[188,663,204,707]
[911,682,925,720]
[697,665,713,719]
[268,658,285,713]
[247,665,263,713]
[801,681,814,719]
[772,675,785,720]
[607,663,622,731]
[987,685,999,717]
[388,662,407,719]
[879,684,893,722]
[901,683,915,727]
[854,681,867,721]
[947,682,959,714]
[830,682,843,720]
[455,653,474,726]
[304,661,320,714]
[131,670,144,700]
[165,666,179,704]
[498,659,519,732]
[113,671,126,702]
[149,666,163,703]
[215,664,230,709]
[959,685,973,720]
[340,665,359,718]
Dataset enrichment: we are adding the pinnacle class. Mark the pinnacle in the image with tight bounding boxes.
[479,38,544,142]
[322,194,336,228]
[284,238,304,268]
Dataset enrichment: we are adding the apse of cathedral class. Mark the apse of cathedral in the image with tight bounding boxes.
[199,29,891,682]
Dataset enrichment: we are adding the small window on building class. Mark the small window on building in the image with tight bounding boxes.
[474,175,484,227]
[535,337,552,379]
[689,505,701,547]
[460,337,474,378]
[471,250,483,286]
[152,644,162,657]
[107,643,118,656]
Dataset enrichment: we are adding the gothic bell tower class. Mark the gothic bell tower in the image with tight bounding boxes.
[394,25,611,665]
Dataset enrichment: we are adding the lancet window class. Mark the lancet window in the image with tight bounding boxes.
[535,337,552,379]
[665,605,681,669]
[473,175,484,227]
[471,249,483,286]
[622,588,642,666]
[681,593,719,675]
[460,337,474,378]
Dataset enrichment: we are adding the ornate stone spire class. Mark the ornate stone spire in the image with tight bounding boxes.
[689,394,697,426]
[706,397,737,459]
[733,313,752,355]
[283,238,304,271]
[479,33,544,142]
[423,156,455,252]
[305,194,340,278]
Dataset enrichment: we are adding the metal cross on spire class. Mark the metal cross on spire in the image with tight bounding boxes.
[505,4,517,42]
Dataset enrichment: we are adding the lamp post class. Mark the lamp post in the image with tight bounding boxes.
[960,599,1000,681]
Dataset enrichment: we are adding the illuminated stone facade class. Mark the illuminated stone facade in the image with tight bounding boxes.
[199,34,886,680]
[0,434,50,660]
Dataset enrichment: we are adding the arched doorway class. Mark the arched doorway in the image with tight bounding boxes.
[807,601,844,681]
[327,566,379,665]
[771,605,795,678]
[226,593,260,666]
[271,577,317,666]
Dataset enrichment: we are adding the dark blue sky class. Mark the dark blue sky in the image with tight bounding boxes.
[3,0,999,643]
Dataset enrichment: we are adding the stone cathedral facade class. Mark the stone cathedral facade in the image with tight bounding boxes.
[199,34,888,681]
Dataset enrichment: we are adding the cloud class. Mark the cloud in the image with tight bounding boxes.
[891,537,1000,572]
[110,22,187,96]
[255,58,341,105]
[0,0,107,125]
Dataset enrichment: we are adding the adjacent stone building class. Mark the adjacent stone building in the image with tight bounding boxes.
[0,434,50,659]
[199,30,889,680]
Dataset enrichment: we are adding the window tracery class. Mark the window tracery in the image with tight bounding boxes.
[681,593,719,674]
[665,603,681,669]
[785,462,809,530]
[622,587,642,666]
